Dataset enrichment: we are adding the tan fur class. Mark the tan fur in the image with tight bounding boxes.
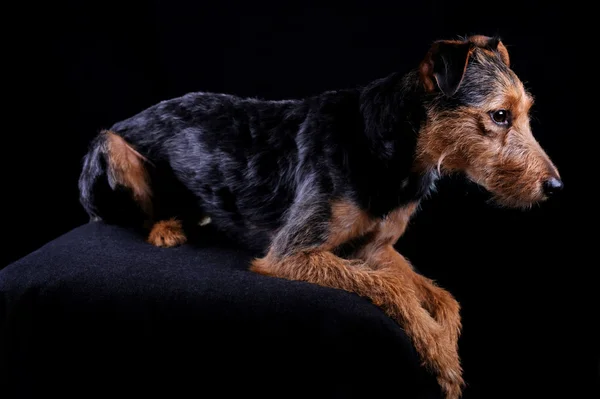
[495,43,510,67]
[134,36,556,399]
[250,248,462,397]
[250,38,560,399]
[415,57,559,209]
[351,201,463,395]
[373,202,419,246]
[325,200,376,250]
[105,131,153,217]
[252,200,464,398]
[468,35,510,66]
[147,218,187,247]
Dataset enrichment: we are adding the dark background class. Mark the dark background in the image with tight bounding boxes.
[4,0,596,397]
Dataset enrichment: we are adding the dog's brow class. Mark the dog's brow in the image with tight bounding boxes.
[517,90,534,115]
[525,93,534,107]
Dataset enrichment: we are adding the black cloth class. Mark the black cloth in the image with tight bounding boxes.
[1,221,441,398]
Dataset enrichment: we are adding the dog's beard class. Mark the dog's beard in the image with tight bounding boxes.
[467,172,545,210]
[460,161,541,209]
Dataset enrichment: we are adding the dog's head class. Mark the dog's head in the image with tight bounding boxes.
[416,35,562,208]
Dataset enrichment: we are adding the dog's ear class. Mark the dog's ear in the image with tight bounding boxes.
[468,35,510,66]
[419,40,474,97]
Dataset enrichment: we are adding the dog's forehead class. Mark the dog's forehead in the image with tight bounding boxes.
[492,83,533,116]
[468,48,514,81]
[460,50,532,112]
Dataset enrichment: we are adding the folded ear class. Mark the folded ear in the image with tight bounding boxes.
[419,40,474,97]
[467,35,510,66]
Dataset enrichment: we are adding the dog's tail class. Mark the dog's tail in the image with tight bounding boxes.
[78,130,153,224]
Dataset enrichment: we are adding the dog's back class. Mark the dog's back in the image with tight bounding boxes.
[78,90,362,250]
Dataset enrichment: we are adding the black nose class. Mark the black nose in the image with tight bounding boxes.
[543,177,563,196]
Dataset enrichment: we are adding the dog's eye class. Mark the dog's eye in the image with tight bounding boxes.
[490,110,510,125]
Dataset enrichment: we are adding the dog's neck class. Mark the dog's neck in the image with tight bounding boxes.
[352,70,439,217]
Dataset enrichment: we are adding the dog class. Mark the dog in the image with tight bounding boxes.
[78,35,562,398]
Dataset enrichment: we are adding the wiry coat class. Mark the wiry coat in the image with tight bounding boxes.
[78,35,561,399]
[79,69,435,253]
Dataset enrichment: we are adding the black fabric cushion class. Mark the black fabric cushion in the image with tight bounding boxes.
[1,222,441,398]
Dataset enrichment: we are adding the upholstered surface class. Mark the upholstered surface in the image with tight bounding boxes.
[1,221,441,398]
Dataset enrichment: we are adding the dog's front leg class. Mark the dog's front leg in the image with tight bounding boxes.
[249,199,462,399]
[351,204,463,397]
[252,247,463,398]
[357,243,463,395]
[359,244,462,347]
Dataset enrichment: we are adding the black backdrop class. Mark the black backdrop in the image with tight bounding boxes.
[4,0,597,397]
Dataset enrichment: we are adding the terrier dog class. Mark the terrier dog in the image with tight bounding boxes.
[78,35,562,398]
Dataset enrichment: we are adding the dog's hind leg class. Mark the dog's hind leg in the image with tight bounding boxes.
[79,130,154,225]
[104,131,187,247]
[147,218,187,247]
[104,130,153,218]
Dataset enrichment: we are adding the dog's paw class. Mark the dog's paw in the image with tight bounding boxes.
[437,367,465,399]
[147,219,187,247]
[432,339,464,399]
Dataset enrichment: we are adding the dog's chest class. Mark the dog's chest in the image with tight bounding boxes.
[363,169,437,218]
[375,202,419,245]
[327,200,419,249]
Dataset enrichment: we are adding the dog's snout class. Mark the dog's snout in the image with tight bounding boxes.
[542,177,563,197]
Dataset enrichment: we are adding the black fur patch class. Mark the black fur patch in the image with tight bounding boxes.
[78,52,493,253]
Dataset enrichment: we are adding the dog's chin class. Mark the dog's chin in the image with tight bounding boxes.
[488,191,546,210]
[465,172,545,210]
